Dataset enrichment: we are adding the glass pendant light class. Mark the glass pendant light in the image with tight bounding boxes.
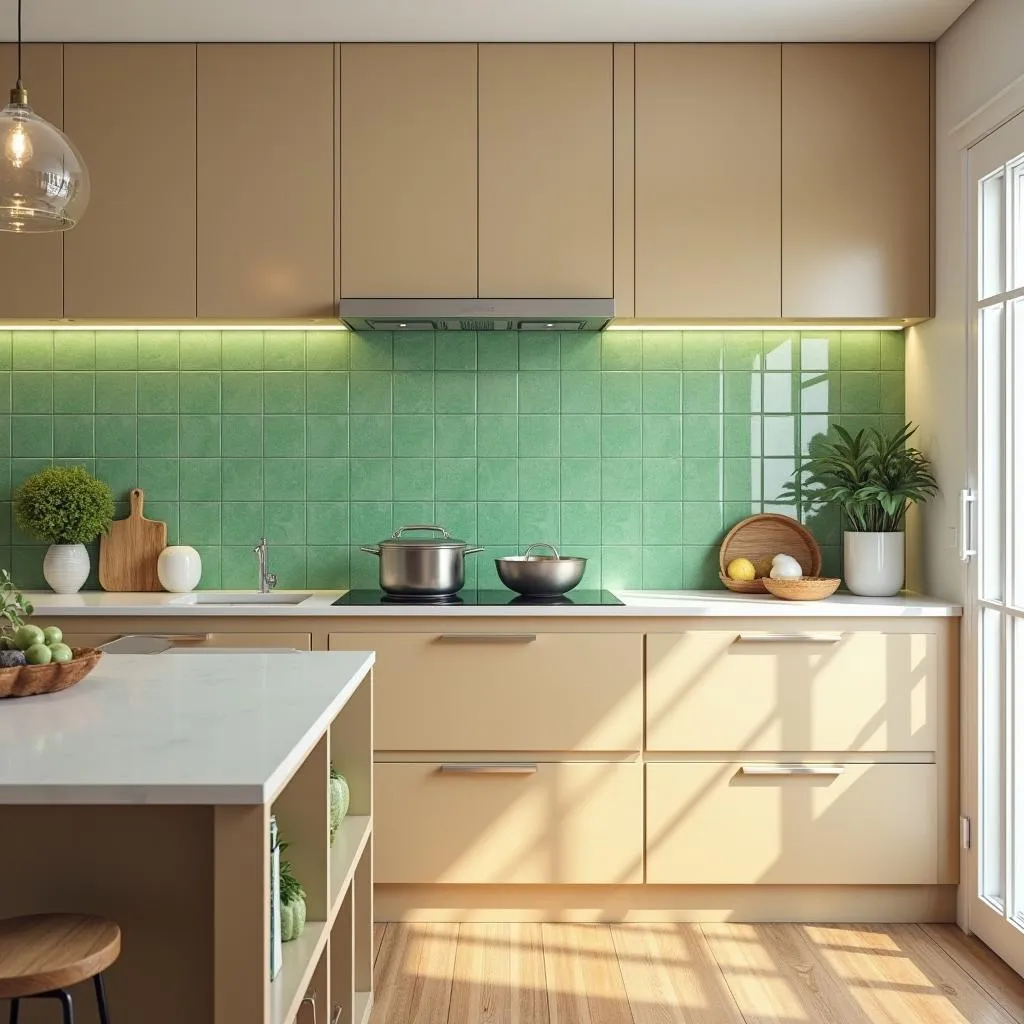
[0,0,88,232]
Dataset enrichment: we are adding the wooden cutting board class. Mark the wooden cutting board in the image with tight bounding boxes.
[99,488,167,592]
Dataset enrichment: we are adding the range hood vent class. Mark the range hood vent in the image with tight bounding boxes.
[338,298,613,332]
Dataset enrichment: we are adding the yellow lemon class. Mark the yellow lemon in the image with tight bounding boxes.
[726,557,756,582]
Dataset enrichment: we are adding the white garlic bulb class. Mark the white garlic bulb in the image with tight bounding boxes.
[770,553,803,579]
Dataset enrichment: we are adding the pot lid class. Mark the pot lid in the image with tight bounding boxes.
[377,524,469,549]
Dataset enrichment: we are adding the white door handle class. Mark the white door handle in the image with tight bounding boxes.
[960,489,977,562]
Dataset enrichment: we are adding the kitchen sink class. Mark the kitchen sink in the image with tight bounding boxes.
[171,593,314,606]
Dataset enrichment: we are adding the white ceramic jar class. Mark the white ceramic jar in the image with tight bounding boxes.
[43,544,91,594]
[843,531,905,597]
[157,546,203,593]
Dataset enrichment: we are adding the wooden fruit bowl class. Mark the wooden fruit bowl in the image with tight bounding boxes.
[0,648,104,699]
[762,577,841,601]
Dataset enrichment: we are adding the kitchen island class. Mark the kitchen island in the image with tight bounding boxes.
[0,651,374,1024]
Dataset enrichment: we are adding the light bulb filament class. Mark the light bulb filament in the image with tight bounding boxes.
[4,121,32,169]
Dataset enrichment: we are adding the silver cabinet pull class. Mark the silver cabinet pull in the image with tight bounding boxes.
[437,633,537,644]
[734,632,843,644]
[122,632,214,643]
[300,994,317,1024]
[740,764,845,776]
[331,1008,342,1024]
[440,763,538,775]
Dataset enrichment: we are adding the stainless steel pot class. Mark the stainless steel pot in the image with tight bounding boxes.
[360,524,484,596]
[495,543,587,596]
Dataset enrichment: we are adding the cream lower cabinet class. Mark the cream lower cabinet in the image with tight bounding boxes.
[55,628,313,651]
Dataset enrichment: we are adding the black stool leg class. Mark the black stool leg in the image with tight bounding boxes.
[93,974,110,1024]
[8,999,18,1024]
[54,991,73,1024]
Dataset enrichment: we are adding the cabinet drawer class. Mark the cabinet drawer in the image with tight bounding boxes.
[646,762,938,885]
[647,630,938,752]
[376,761,642,884]
[329,632,642,752]
[57,630,312,651]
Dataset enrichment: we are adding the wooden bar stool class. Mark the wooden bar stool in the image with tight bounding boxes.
[0,914,120,1024]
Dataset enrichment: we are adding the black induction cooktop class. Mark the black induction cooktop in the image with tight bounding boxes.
[333,589,622,607]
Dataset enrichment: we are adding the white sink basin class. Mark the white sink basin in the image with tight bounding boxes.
[172,593,313,607]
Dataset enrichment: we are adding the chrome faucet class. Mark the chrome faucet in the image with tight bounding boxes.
[253,537,277,593]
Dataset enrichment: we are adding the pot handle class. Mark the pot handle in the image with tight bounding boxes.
[523,542,560,560]
[359,544,381,556]
[464,546,485,556]
[393,524,451,539]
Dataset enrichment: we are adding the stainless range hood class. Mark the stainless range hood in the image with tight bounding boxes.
[338,298,613,332]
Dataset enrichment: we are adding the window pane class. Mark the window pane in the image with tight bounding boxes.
[982,607,1006,906]
[981,303,1005,602]
[1015,617,1024,926]
[1014,160,1024,291]
[1014,299,1024,606]
[981,170,1006,300]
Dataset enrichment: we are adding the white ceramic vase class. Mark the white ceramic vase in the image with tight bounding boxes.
[43,543,91,594]
[157,545,203,593]
[843,531,905,597]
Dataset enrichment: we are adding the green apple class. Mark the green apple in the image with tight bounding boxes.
[47,643,73,664]
[42,626,63,646]
[24,643,52,665]
[15,625,44,651]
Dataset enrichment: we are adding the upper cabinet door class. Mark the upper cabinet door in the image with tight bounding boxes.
[197,44,335,319]
[782,44,932,319]
[64,45,197,319]
[634,44,782,320]
[478,44,613,298]
[340,44,477,299]
[0,44,62,318]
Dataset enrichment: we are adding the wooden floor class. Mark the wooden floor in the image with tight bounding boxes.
[369,922,1024,1023]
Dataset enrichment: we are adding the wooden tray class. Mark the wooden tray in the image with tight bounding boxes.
[0,648,103,699]
[719,513,822,593]
[762,577,841,601]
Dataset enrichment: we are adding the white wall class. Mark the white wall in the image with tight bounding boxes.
[907,0,1024,600]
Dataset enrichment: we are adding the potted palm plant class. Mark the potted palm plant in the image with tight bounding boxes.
[794,423,938,596]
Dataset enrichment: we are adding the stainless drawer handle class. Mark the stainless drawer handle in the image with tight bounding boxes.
[734,632,843,644]
[124,632,213,642]
[437,634,538,644]
[740,764,845,776]
[440,763,538,775]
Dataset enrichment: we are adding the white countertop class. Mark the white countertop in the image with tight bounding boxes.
[25,589,962,618]
[0,651,373,806]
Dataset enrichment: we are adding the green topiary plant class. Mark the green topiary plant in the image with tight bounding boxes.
[14,466,115,544]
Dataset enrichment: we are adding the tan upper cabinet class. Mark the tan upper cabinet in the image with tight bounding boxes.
[478,44,613,298]
[0,44,63,318]
[197,44,335,318]
[340,44,477,299]
[782,43,932,319]
[634,45,782,319]
[63,45,197,319]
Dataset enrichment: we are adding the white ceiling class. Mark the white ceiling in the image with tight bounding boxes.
[0,0,975,44]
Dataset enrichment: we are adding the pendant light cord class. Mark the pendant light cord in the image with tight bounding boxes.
[16,0,22,85]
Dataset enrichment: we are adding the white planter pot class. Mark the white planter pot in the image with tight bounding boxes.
[843,531,905,597]
[157,546,203,593]
[43,543,91,594]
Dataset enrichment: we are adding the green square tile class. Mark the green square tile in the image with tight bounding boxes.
[306,503,349,546]
[478,415,517,457]
[839,414,882,437]
[763,373,798,414]
[263,457,306,501]
[560,415,600,457]
[393,372,434,414]
[222,331,263,370]
[222,502,263,546]
[722,332,764,371]
[881,373,905,414]
[350,332,393,371]
[435,372,476,414]
[393,501,436,529]
[12,332,53,370]
[683,414,723,458]
[601,331,641,371]
[349,545,380,587]
[800,371,840,414]
[642,545,683,589]
[518,372,558,414]
[179,331,222,370]
[724,500,762,527]
[95,372,137,414]
[601,415,641,457]
[841,331,881,370]
[478,372,517,413]
[264,416,305,457]
[271,545,307,588]
[724,371,760,414]
[10,546,46,589]
[12,372,52,413]
[643,372,682,414]
[137,332,179,370]
[434,502,477,546]
[306,415,348,457]
[54,331,95,370]
[351,458,393,501]
[682,459,722,501]
[435,415,476,456]
[95,331,138,370]
[393,457,434,500]
[265,501,306,544]
[180,459,222,501]
[763,458,797,503]
[189,545,218,587]
[435,332,477,371]
[478,458,517,500]
[519,458,559,500]
[602,458,641,500]
[223,459,263,501]
[764,331,799,371]
[479,502,518,544]
[350,414,391,456]
[601,546,643,590]
[138,415,178,456]
[0,419,9,458]
[179,502,221,545]
[221,544,257,588]
[841,372,881,414]
[682,502,724,546]
[350,371,392,413]
[764,415,797,457]
[95,458,138,501]
[602,502,642,545]
[519,332,560,371]
[560,332,601,371]
[602,372,641,414]
[350,501,393,544]
[263,332,306,370]
[222,372,263,413]
[393,414,434,457]
[307,331,350,371]
[643,331,683,370]
[0,371,9,414]
[435,458,476,500]
[561,458,598,501]
[262,371,305,414]
[11,458,52,491]
[800,414,831,456]
[53,416,94,457]
[180,415,221,457]
[393,332,434,371]
[95,416,136,457]
[306,546,350,589]
[519,415,559,457]
[642,458,682,501]
[478,332,518,371]
[800,332,841,372]
[682,544,721,588]
[724,458,761,502]
[306,372,349,414]
[561,501,601,545]
[643,415,681,457]
[681,332,722,370]
[179,372,221,414]
[0,332,9,370]
[307,457,349,501]
[682,372,720,414]
[222,415,263,457]
[880,331,905,370]
[560,372,601,414]
[518,501,559,543]
[137,458,178,500]
[802,501,841,545]
[643,502,683,544]
[138,372,178,414]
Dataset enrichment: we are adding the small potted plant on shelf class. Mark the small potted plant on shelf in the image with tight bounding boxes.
[279,847,307,943]
[793,423,938,596]
[14,466,114,594]
[330,763,350,846]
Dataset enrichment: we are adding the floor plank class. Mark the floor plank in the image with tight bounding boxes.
[374,923,386,965]
[542,924,633,1024]
[369,922,459,1024]
[611,922,746,1024]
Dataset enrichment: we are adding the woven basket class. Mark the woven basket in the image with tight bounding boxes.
[762,577,841,601]
[719,513,822,593]
[0,648,103,699]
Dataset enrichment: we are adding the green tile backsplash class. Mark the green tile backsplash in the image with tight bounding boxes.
[0,328,904,592]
